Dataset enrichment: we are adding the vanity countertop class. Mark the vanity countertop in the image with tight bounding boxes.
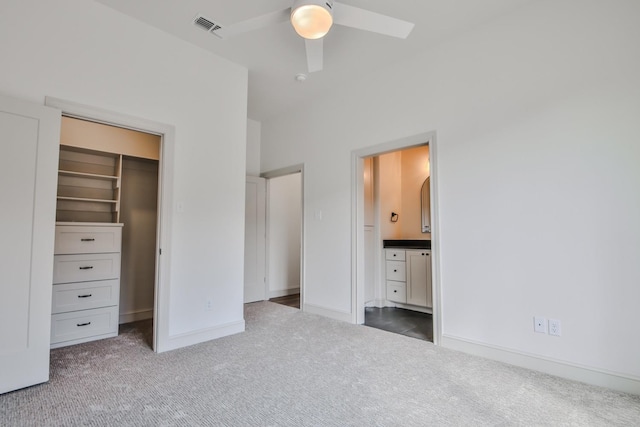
[383,240,431,249]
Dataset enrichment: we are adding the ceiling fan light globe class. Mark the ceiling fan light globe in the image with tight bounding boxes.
[291,4,333,39]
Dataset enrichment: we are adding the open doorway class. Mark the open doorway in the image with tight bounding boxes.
[363,147,432,341]
[262,167,304,310]
[352,131,441,344]
[45,97,175,353]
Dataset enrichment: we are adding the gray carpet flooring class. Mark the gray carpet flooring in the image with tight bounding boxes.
[1,301,639,426]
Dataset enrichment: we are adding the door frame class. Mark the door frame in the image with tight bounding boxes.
[351,131,443,344]
[244,175,267,303]
[261,164,305,309]
[45,97,175,353]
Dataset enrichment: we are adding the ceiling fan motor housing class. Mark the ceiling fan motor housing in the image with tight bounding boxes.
[291,0,335,39]
[292,0,334,14]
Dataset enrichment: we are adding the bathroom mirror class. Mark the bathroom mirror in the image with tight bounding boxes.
[421,177,430,233]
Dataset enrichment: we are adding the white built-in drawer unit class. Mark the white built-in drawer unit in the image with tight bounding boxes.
[51,223,123,349]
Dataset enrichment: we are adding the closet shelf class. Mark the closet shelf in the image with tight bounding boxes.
[58,170,119,181]
[57,196,118,204]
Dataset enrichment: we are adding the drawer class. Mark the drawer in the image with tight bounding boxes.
[50,306,118,345]
[53,253,121,284]
[387,281,407,303]
[55,224,122,255]
[385,249,405,261]
[386,260,406,281]
[52,279,120,314]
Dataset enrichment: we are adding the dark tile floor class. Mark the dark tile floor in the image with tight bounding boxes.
[364,307,433,342]
[269,293,300,309]
[268,296,432,342]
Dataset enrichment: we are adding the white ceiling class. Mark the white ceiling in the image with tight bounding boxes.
[95,0,532,122]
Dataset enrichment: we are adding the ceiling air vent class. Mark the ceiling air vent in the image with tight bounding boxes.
[193,14,224,37]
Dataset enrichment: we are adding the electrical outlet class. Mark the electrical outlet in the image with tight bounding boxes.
[205,299,213,311]
[534,316,547,333]
[549,318,561,336]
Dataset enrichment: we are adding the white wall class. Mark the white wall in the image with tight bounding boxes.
[377,152,402,240]
[400,145,430,239]
[0,0,248,346]
[261,0,640,383]
[377,146,431,240]
[246,119,262,176]
[268,173,302,297]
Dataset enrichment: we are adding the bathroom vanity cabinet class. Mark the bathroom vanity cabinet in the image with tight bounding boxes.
[384,245,432,309]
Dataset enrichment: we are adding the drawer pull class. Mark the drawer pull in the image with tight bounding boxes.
[77,322,91,327]
[394,290,397,293]
[393,269,397,272]
[79,266,94,270]
[77,294,92,298]
[81,238,95,242]
[393,254,396,257]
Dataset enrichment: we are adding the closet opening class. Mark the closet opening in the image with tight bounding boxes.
[52,115,161,351]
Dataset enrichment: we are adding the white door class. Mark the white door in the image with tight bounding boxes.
[244,176,266,303]
[0,94,60,394]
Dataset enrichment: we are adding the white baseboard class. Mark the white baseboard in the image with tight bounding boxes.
[269,288,300,299]
[365,298,386,308]
[158,320,245,353]
[441,334,640,396]
[303,303,352,323]
[119,309,153,324]
[385,301,433,314]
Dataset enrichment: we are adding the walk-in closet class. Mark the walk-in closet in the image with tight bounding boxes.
[51,116,160,349]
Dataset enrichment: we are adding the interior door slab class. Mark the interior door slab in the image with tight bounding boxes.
[0,94,60,394]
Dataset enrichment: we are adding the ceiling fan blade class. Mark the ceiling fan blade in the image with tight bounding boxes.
[305,38,323,73]
[332,2,414,39]
[214,8,291,39]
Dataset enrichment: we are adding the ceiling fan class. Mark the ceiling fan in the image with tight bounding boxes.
[194,0,414,73]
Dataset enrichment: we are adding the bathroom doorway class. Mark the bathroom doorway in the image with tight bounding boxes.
[352,131,440,344]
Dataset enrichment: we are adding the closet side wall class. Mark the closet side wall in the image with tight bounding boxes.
[119,158,159,323]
